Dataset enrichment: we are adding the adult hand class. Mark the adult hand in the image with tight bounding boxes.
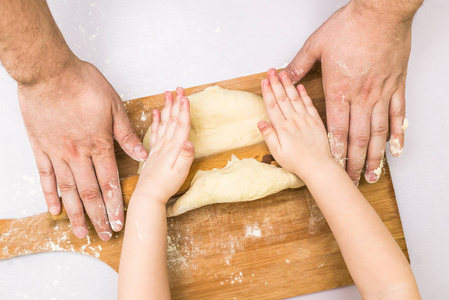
[18,58,148,240]
[285,0,421,185]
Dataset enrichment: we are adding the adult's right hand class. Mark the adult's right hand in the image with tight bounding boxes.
[18,58,148,240]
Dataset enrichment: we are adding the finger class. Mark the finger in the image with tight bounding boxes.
[325,93,350,169]
[389,85,407,157]
[365,101,389,183]
[261,78,285,128]
[297,84,320,118]
[34,150,60,215]
[285,38,319,83]
[149,109,160,150]
[165,87,184,139]
[257,120,280,154]
[92,145,124,233]
[157,91,174,140]
[278,71,307,114]
[267,68,295,118]
[113,98,148,162]
[347,107,371,186]
[173,141,195,175]
[172,96,191,144]
[71,158,112,241]
[52,159,88,238]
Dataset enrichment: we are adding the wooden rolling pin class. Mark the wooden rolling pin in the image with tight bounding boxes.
[50,142,275,220]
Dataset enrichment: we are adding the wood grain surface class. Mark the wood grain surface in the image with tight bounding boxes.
[0,64,409,299]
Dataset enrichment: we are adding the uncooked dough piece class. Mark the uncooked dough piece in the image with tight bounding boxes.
[141,85,267,160]
[139,85,304,216]
[166,155,304,217]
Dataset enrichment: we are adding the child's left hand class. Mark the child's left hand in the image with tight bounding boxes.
[136,87,195,204]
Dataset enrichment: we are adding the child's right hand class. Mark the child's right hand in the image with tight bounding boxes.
[135,87,195,205]
[258,68,335,181]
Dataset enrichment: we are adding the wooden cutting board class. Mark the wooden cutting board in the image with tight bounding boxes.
[0,64,409,299]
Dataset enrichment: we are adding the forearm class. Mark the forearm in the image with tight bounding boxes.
[118,192,170,300]
[0,0,75,86]
[301,161,420,299]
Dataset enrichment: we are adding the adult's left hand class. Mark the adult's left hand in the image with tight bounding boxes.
[285,0,421,185]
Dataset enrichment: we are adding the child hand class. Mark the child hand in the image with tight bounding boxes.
[258,69,334,180]
[136,87,195,204]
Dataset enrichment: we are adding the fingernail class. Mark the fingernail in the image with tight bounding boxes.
[183,141,194,151]
[134,143,148,161]
[110,220,123,232]
[389,137,403,157]
[49,206,60,215]
[402,118,409,133]
[353,179,360,187]
[257,121,267,131]
[74,227,88,238]
[99,231,112,241]
[261,78,268,86]
[365,170,379,183]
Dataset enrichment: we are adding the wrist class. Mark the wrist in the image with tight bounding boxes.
[350,0,422,25]
[16,50,79,87]
[133,182,170,206]
[294,156,337,184]
[127,193,168,223]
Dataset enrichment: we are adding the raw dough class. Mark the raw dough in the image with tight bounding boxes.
[166,155,304,217]
[139,85,303,216]
[141,85,267,159]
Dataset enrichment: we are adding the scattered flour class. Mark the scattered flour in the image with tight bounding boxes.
[245,223,262,238]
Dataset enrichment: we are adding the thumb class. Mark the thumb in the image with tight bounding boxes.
[285,38,319,83]
[257,120,280,153]
[113,104,148,162]
[174,141,195,173]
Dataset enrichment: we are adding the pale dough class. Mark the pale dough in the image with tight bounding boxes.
[139,85,303,216]
[166,155,304,217]
[141,85,267,160]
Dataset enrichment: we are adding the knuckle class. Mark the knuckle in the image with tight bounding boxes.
[352,135,370,147]
[327,84,349,101]
[176,119,188,127]
[268,101,278,110]
[358,80,375,100]
[38,168,54,178]
[100,181,117,197]
[80,188,101,204]
[92,140,114,157]
[67,211,85,224]
[371,124,388,137]
[121,127,138,145]
[329,129,347,141]
[43,190,58,199]
[58,182,77,193]
[62,137,80,158]
[290,95,301,102]
[390,105,406,118]
[169,116,177,123]
[262,128,273,138]
[96,218,110,229]
[278,95,289,102]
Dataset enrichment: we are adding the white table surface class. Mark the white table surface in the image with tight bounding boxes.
[1,0,448,299]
